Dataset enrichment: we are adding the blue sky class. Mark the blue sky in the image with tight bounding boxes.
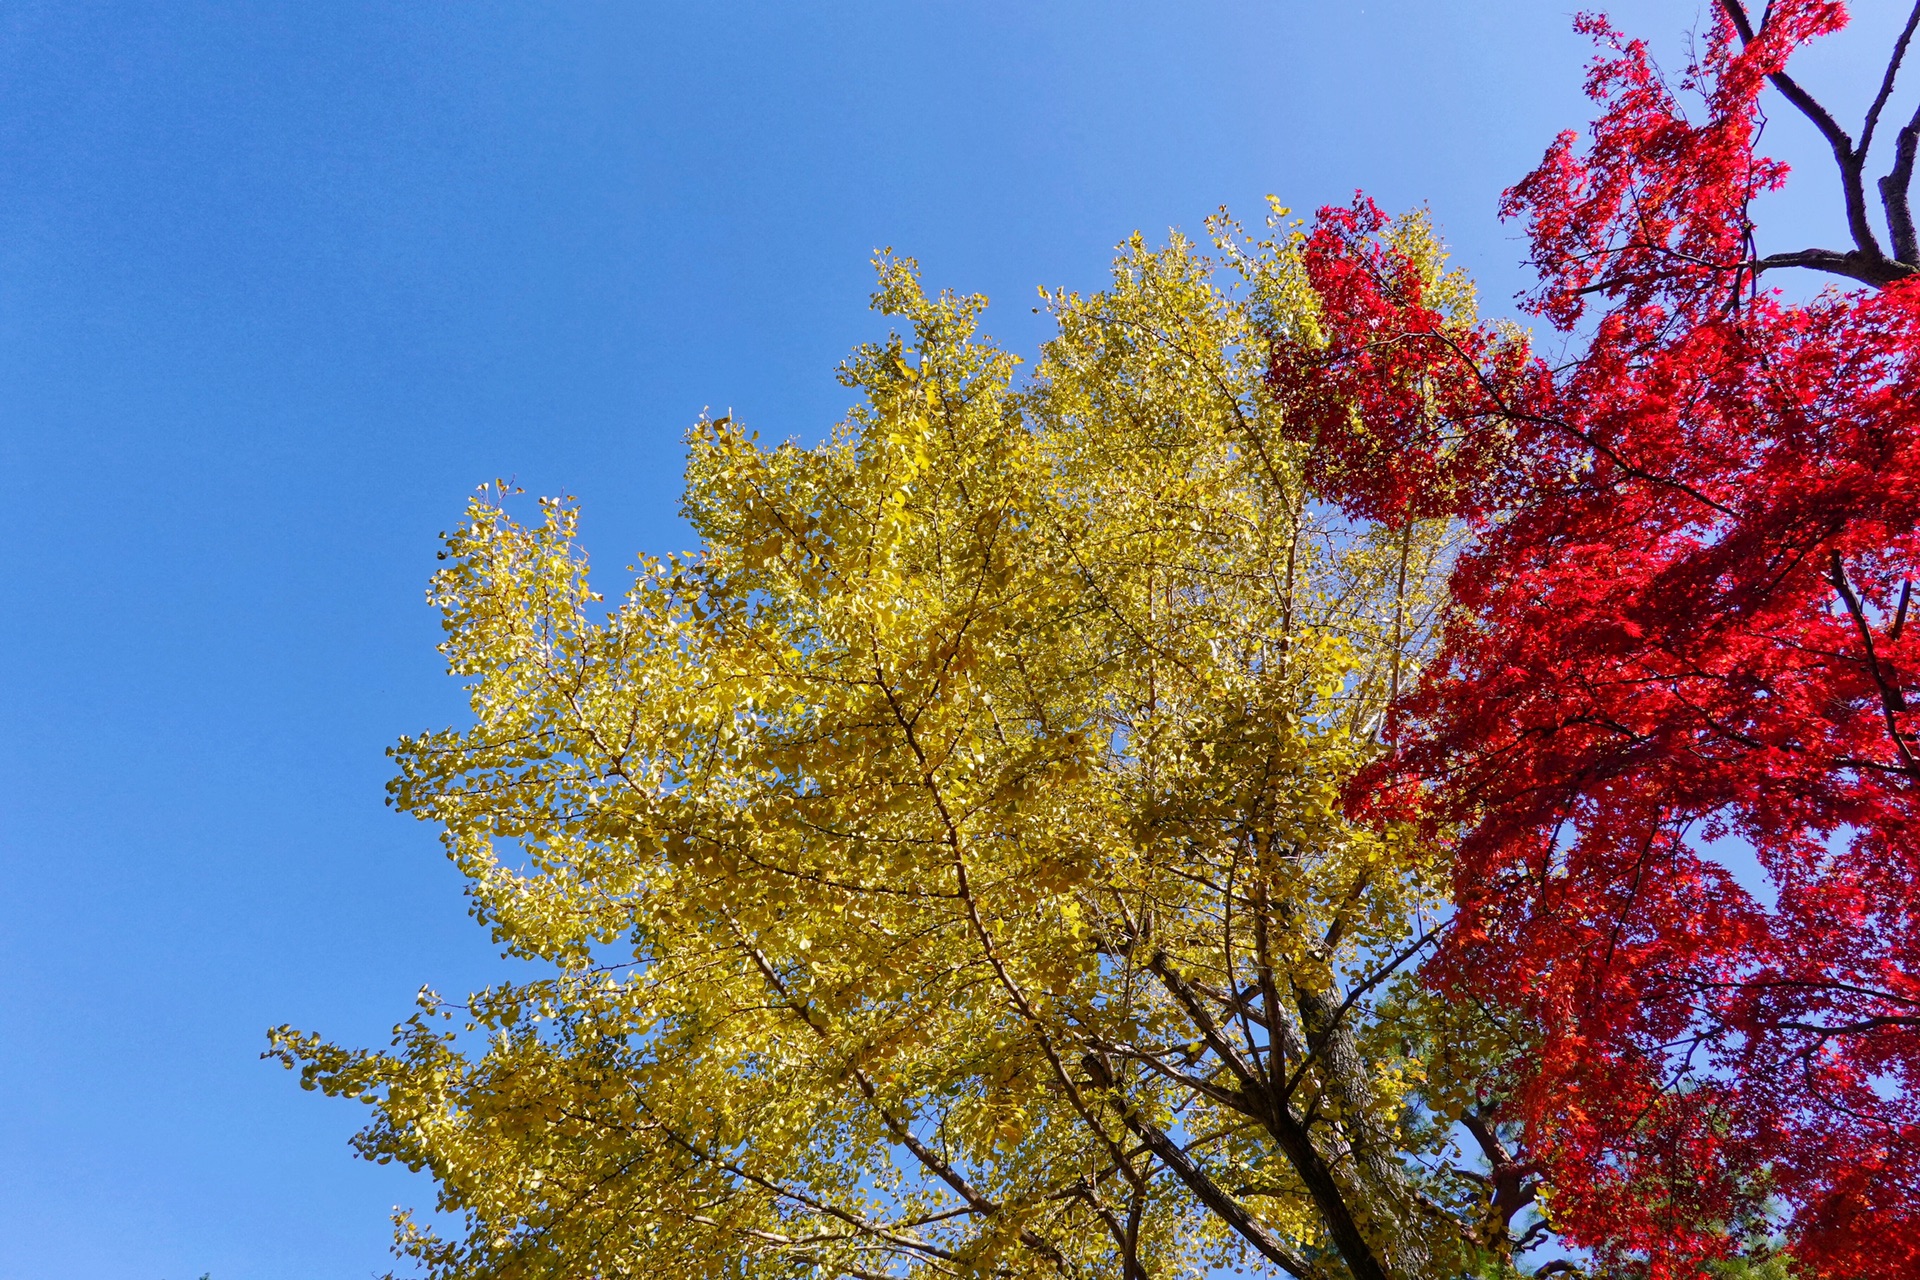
[0,3,1897,1277]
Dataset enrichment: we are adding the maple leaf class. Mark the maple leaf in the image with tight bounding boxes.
[1276,3,1920,1274]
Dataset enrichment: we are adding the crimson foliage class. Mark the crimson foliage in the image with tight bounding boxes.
[1274,4,1920,1274]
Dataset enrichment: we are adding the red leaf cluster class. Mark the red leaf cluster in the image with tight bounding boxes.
[1273,5,1920,1273]
[1268,195,1543,528]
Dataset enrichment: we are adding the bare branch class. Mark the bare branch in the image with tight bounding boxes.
[1752,248,1914,287]
[1880,97,1920,264]
[1860,2,1920,160]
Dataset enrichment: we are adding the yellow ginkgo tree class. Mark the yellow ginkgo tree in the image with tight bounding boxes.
[273,209,1532,1280]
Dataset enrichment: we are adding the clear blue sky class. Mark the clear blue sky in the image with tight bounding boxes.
[0,3,1894,1277]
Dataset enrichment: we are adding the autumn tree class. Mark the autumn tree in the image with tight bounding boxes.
[272,219,1579,1278]
[1273,3,1920,1274]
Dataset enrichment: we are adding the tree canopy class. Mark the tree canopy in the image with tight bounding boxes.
[274,219,1544,1279]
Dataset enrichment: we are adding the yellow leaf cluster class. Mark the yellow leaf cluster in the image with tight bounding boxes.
[272,209,1513,1280]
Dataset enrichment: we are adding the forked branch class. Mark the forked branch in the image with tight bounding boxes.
[1717,0,1920,281]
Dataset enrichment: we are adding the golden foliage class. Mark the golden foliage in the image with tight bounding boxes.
[273,208,1506,1280]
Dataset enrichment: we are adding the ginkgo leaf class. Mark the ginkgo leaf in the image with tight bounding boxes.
[270,216,1517,1280]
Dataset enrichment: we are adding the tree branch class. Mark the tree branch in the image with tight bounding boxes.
[1142,947,1404,1280]
[1880,97,1920,264]
[1752,247,1915,287]
[1828,550,1919,775]
[1780,1013,1920,1039]
[1716,0,1886,261]
[727,917,1076,1273]
[1459,1111,1542,1252]
[1082,1054,1323,1280]
[1860,1,1920,161]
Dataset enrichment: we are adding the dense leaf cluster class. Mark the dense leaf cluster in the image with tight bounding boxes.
[1283,3,1920,1275]
[275,225,1540,1279]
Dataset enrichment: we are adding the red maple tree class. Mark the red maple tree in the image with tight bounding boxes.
[1273,3,1920,1273]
